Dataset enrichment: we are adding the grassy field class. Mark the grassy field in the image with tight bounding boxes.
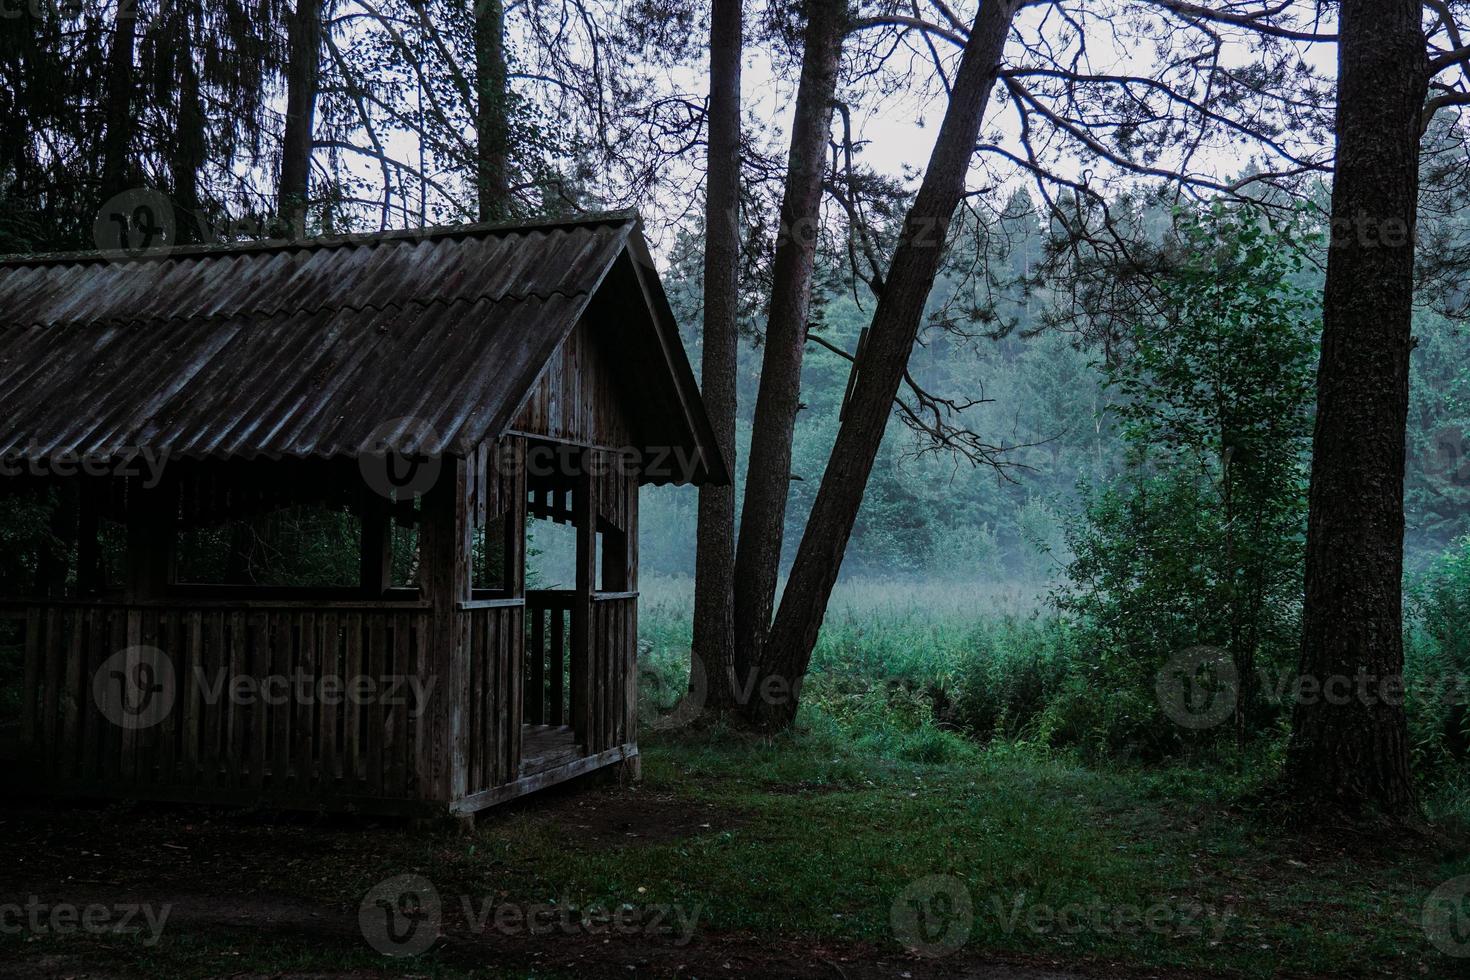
[1,578,1467,978]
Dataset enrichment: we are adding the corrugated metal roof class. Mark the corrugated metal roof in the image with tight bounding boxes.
[0,214,641,461]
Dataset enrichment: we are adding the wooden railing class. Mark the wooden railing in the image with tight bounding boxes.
[7,587,636,811]
[525,590,573,727]
[462,601,523,797]
[589,593,637,754]
[10,600,434,808]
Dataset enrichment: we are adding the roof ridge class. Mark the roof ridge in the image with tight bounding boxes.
[0,209,641,268]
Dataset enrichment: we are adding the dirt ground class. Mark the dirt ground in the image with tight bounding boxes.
[0,790,1315,980]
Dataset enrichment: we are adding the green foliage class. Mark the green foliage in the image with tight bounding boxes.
[1055,205,1317,755]
[1405,536,1470,780]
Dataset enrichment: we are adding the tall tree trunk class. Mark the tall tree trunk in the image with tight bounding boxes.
[100,0,139,203]
[171,29,206,245]
[475,0,510,222]
[732,0,846,686]
[751,0,1018,729]
[279,0,322,237]
[690,0,742,713]
[1282,0,1427,825]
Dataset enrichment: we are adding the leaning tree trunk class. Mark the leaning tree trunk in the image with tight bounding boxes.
[475,0,510,222]
[751,0,1018,729]
[279,0,322,237]
[732,0,846,683]
[690,0,743,712]
[99,0,139,204]
[1282,0,1427,825]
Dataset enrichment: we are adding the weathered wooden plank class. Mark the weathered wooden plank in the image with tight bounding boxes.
[366,614,386,795]
[201,611,226,789]
[120,609,143,784]
[178,611,201,785]
[249,612,270,791]
[80,607,106,782]
[318,612,339,791]
[450,744,637,816]
[343,611,363,789]
[294,612,317,790]
[529,604,545,725]
[390,611,411,795]
[227,611,247,789]
[59,608,83,780]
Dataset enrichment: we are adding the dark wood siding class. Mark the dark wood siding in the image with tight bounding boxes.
[510,317,636,450]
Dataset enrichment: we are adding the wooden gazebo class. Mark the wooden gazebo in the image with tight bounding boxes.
[0,212,726,818]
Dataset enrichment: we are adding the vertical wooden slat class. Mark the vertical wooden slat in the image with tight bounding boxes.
[412,612,431,798]
[60,609,83,781]
[494,607,507,784]
[391,611,411,795]
[344,612,363,789]
[248,612,269,791]
[120,609,142,784]
[319,612,339,791]
[295,612,317,790]
[226,611,246,789]
[201,611,226,789]
[40,606,63,777]
[81,608,106,782]
[550,605,565,726]
[366,614,385,795]
[180,611,203,785]
[529,605,545,725]
[511,606,523,776]
[158,611,181,786]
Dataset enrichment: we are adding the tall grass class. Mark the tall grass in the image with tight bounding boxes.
[636,575,1071,762]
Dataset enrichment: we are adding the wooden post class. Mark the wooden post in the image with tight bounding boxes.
[76,479,104,595]
[572,450,597,748]
[124,479,176,601]
[417,458,472,803]
[504,438,526,598]
[360,495,393,597]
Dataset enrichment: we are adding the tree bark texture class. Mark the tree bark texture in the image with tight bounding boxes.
[475,0,510,222]
[279,0,323,235]
[690,0,743,712]
[753,0,1018,728]
[1283,0,1427,823]
[733,0,847,684]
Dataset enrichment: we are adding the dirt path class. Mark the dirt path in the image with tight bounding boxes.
[0,878,1167,980]
[0,798,1264,979]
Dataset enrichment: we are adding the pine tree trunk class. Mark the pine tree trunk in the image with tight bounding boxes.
[171,34,206,245]
[733,0,846,687]
[1283,0,1427,825]
[279,0,322,237]
[751,0,1018,729]
[690,0,742,713]
[475,0,510,222]
[99,0,139,203]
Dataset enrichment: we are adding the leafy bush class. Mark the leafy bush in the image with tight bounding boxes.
[1052,205,1316,756]
[1405,535,1470,777]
